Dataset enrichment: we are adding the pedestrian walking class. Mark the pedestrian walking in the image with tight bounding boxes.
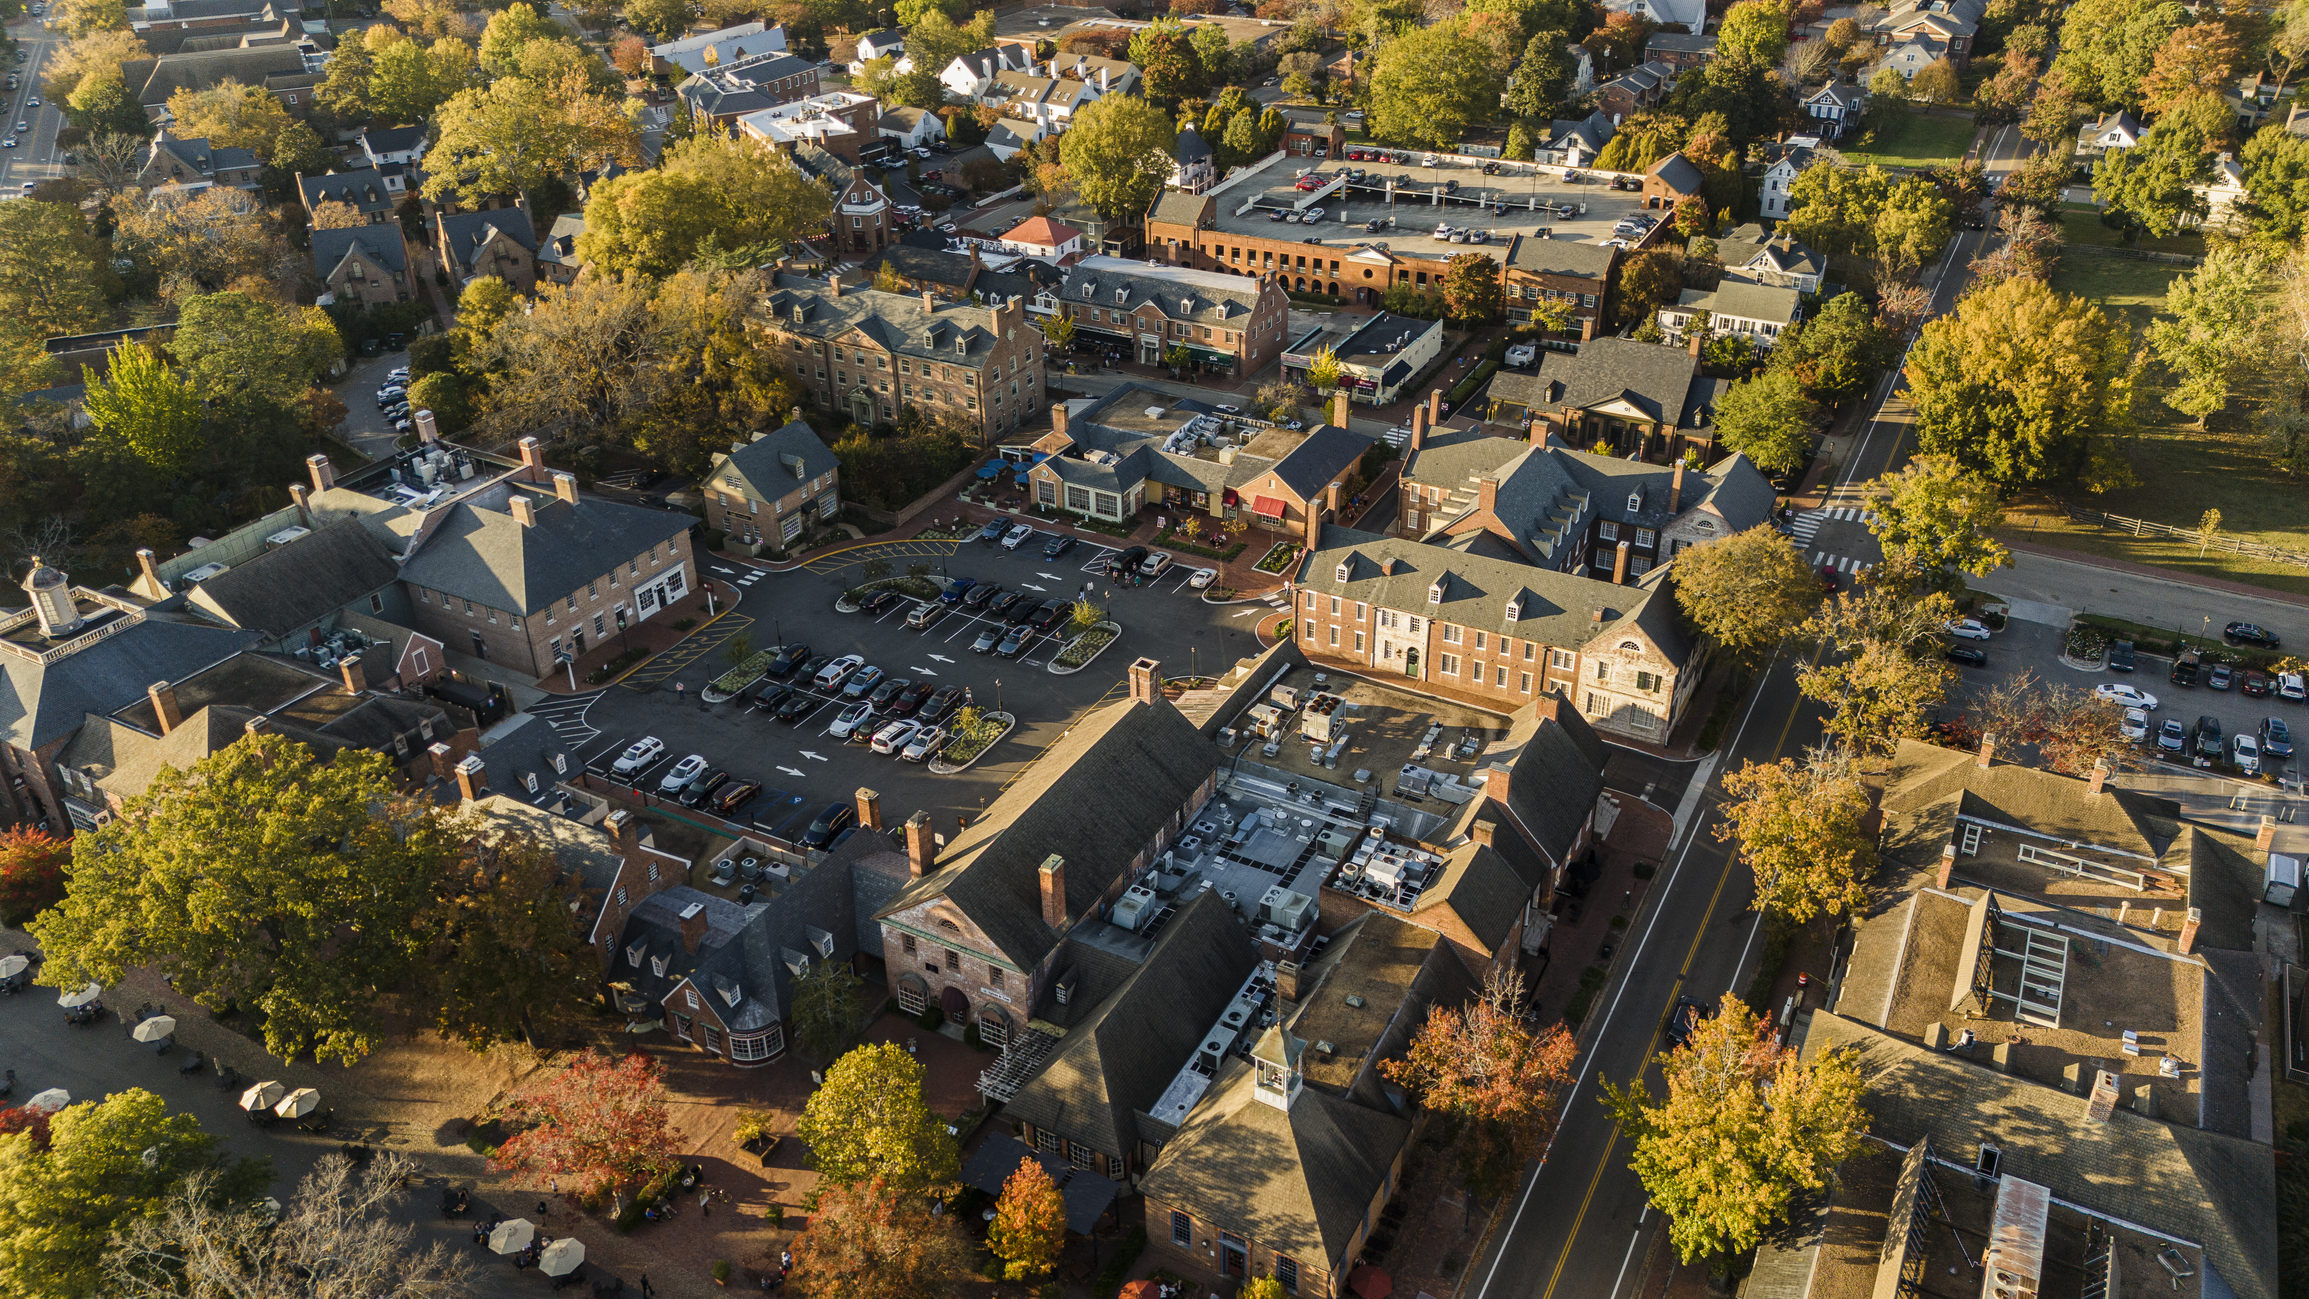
[699,1193,711,1218]
[674,682,685,702]
[537,1200,548,1218]
[640,1276,653,1299]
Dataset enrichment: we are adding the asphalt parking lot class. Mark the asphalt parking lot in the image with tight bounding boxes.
[556,529,1282,840]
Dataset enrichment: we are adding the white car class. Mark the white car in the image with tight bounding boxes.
[827,701,875,740]
[870,719,922,755]
[814,653,865,689]
[901,725,947,762]
[1945,619,1992,640]
[2095,683,2160,711]
[609,736,664,775]
[1139,550,1172,577]
[1187,567,1218,590]
[2235,733,2262,775]
[657,753,707,793]
[2283,672,2308,702]
[1504,343,1537,367]
[2120,707,2149,742]
[1000,523,1034,550]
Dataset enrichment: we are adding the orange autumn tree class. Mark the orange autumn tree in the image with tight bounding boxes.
[1378,968,1576,1198]
[788,1176,974,1299]
[985,1156,1065,1280]
[488,1051,681,1201]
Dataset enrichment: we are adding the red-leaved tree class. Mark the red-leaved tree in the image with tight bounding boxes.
[788,1176,973,1299]
[985,1157,1065,1280]
[0,1105,53,1149]
[611,35,650,78]
[488,1051,680,1199]
[0,827,68,928]
[1379,968,1577,1200]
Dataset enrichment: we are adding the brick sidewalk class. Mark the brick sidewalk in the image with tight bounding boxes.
[529,578,741,695]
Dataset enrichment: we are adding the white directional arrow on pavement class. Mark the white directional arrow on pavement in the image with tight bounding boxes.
[799,750,829,762]
[1037,572,1063,581]
[1021,583,1046,592]
[909,667,940,677]
[1232,608,1261,618]
[928,653,956,663]
[777,766,807,779]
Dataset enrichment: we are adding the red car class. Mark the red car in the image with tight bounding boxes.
[1819,565,1839,592]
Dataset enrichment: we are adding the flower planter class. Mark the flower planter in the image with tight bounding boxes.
[1048,622,1121,675]
[928,711,1017,774]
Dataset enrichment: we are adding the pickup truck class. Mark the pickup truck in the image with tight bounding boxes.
[2170,647,2201,687]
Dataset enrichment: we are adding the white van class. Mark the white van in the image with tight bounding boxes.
[814,654,864,690]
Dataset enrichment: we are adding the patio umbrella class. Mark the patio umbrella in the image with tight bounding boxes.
[488,1218,535,1255]
[131,1015,176,1043]
[0,955,28,978]
[274,1088,320,1118]
[56,984,102,1008]
[239,1081,284,1112]
[538,1237,585,1277]
[23,1089,67,1113]
[1118,1283,1162,1299]
[1348,1264,1393,1299]
[976,463,1001,480]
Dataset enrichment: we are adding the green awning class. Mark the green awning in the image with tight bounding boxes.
[1181,345,1236,366]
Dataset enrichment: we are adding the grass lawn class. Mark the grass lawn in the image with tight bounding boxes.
[2046,251,2186,332]
[2055,205,2207,257]
[1838,112,1979,170]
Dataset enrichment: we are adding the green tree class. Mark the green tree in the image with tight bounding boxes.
[1059,94,1176,219]
[65,72,146,138]
[416,831,595,1051]
[795,1042,962,1193]
[172,292,343,415]
[1305,344,1342,391]
[1715,746,1874,923]
[41,27,144,103]
[1908,56,1960,104]
[1907,277,2135,488]
[1440,252,1504,322]
[1770,291,1889,403]
[1368,21,1507,149]
[1502,29,1572,118]
[1711,370,1818,474]
[1221,106,1265,171]
[2146,244,2267,425]
[1797,568,1960,752]
[50,0,126,38]
[477,1,573,82]
[578,133,832,278]
[1858,454,2012,578]
[986,1157,1066,1280]
[2240,121,2309,246]
[266,118,335,178]
[787,957,867,1063]
[1713,0,1791,69]
[0,1089,273,1299]
[0,200,112,341]
[1601,1000,1867,1264]
[164,78,294,161]
[80,342,203,480]
[1611,249,1682,331]
[424,74,640,210]
[1129,20,1207,104]
[318,24,381,118]
[405,371,472,434]
[2094,119,2210,239]
[2050,0,2184,110]
[370,34,472,125]
[1669,524,1820,660]
[28,739,466,1065]
[625,0,692,40]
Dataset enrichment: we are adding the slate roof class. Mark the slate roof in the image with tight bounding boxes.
[399,492,695,616]
[1544,111,1614,155]
[0,617,262,751]
[1503,233,1616,279]
[878,106,931,133]
[1715,225,1827,281]
[1001,892,1260,1166]
[1645,150,1705,196]
[311,225,408,283]
[1489,694,1608,866]
[59,706,282,801]
[358,123,427,157]
[1269,424,1368,500]
[1670,279,1800,327]
[1507,337,1711,429]
[438,206,537,274]
[536,213,585,271]
[184,519,399,636]
[299,168,395,217]
[713,419,839,502]
[1645,30,1716,53]
[876,693,1221,971]
[1806,1011,2275,1299]
[149,130,258,179]
[1061,255,1265,324]
[614,881,837,1034]
[755,272,1010,364]
[119,46,314,109]
[1173,123,1213,162]
[1149,191,1215,227]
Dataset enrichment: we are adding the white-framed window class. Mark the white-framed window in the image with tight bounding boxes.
[1438,653,1459,675]
[1594,661,1611,682]
[1520,672,1533,692]
[1598,521,1619,542]
[1551,649,1575,669]
[1328,625,1339,647]
[1354,632,1365,652]
[1440,625,1461,644]
[1636,528,1656,548]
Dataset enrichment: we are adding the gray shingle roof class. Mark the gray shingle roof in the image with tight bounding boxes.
[310,226,409,280]
[714,419,839,501]
[299,168,395,216]
[0,618,262,751]
[615,859,859,1035]
[756,272,1008,365]
[1150,191,1215,227]
[1504,234,1616,279]
[537,214,585,269]
[1646,30,1717,52]
[184,519,399,636]
[1491,694,1608,866]
[438,206,537,273]
[876,694,1221,971]
[399,492,695,616]
[1269,424,1369,500]
[1517,338,1709,428]
[1674,279,1800,327]
[1645,151,1704,196]
[1061,256,1264,325]
[1001,892,1259,1167]
[359,124,427,156]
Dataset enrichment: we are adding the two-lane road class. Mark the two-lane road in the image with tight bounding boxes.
[0,16,67,198]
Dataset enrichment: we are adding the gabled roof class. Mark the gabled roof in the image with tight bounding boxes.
[877,693,1221,971]
[1515,337,1706,427]
[712,419,840,501]
[1645,30,1716,52]
[1267,423,1369,500]
[299,167,395,215]
[1806,81,1865,108]
[398,491,695,616]
[1671,279,1800,327]
[184,519,399,635]
[1003,215,1082,247]
[311,224,408,281]
[1060,255,1266,323]
[0,617,263,751]
[119,45,313,108]
[1173,123,1213,162]
[358,123,427,156]
[1644,150,1704,196]
[437,206,537,272]
[1879,738,2174,862]
[1544,110,1614,154]
[1001,892,1259,1164]
[536,213,585,269]
[756,272,1009,364]
[1149,190,1216,227]
[1503,232,1616,279]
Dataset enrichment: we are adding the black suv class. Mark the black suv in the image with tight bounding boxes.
[2225,622,2282,650]
[2195,716,2224,758]
[2107,641,2135,673]
[766,643,810,678]
[800,802,855,849]
[677,768,730,808]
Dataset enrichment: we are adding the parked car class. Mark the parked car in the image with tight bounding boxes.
[766,642,811,678]
[870,720,922,755]
[2094,683,2160,710]
[2235,733,2264,775]
[1504,343,1537,367]
[2107,640,2135,672]
[2195,715,2224,758]
[2245,669,2273,697]
[657,754,707,794]
[1139,550,1173,577]
[800,803,855,849]
[1032,600,1073,633]
[940,576,976,604]
[814,654,865,689]
[1665,995,1714,1048]
[889,680,934,717]
[976,519,1007,543]
[2157,718,2187,753]
[2120,708,2149,742]
[856,588,903,615]
[798,653,833,684]
[1945,618,1992,640]
[2224,622,2281,649]
[867,676,911,712]
[1945,646,1988,668]
[775,692,817,723]
[997,626,1035,658]
[2263,716,2295,759]
[827,701,875,739]
[1001,523,1035,550]
[2209,663,2235,691]
[749,683,793,714]
[963,582,1001,610]
[1187,567,1218,590]
[1043,534,1077,559]
[2171,649,2201,687]
[610,736,664,775]
[840,665,885,698]
[2285,673,2308,702]
[677,768,730,807]
[972,624,1005,653]
[986,590,1023,620]
[905,602,944,630]
[1818,565,1838,592]
[1107,545,1149,576]
[901,725,947,762]
[919,684,964,724]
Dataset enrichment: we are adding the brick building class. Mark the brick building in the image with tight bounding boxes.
[701,417,842,557]
[751,269,1046,441]
[1501,233,1614,340]
[1488,335,1724,463]
[436,206,537,294]
[1143,190,1485,309]
[137,130,260,190]
[1041,256,1290,374]
[787,145,894,257]
[311,225,411,308]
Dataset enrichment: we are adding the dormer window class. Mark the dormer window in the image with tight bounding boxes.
[1335,562,1350,582]
[1114,288,1128,304]
[1627,488,1644,512]
[1428,580,1444,604]
[791,304,806,323]
[625,942,645,968]
[1505,597,1521,622]
[650,955,666,977]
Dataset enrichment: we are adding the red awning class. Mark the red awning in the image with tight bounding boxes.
[1222,489,1240,506]
[1348,1265,1393,1299]
[1252,495,1287,518]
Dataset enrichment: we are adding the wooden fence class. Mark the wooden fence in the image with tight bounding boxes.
[2065,505,2309,571]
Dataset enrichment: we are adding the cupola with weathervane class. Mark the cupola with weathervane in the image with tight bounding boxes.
[21,558,82,638]
[1251,1024,1305,1111]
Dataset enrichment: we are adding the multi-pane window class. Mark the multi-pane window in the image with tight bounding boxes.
[1171,1212,1193,1247]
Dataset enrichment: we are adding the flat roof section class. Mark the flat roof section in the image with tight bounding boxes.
[1199,154,1658,261]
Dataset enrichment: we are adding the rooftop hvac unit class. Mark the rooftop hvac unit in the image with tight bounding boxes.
[1113,884,1157,931]
[1271,684,1302,709]
[263,526,310,550]
[1258,886,1314,933]
[2269,853,2302,907]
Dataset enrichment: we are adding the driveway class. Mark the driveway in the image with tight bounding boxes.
[334,350,416,461]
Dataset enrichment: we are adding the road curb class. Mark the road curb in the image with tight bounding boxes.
[927,711,1018,774]
[1047,622,1122,675]
[589,583,745,691]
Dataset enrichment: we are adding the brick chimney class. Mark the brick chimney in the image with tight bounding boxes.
[453,754,486,802]
[678,900,708,954]
[1128,656,1161,705]
[1937,842,1956,889]
[606,808,639,859]
[553,471,580,505]
[414,409,439,444]
[1329,389,1349,427]
[1611,539,1631,584]
[2257,814,2277,852]
[1580,315,1597,343]
[307,453,335,493]
[1051,399,1069,440]
[287,484,310,524]
[1976,732,1997,768]
[922,290,935,312]
[828,273,843,297]
[1478,477,1499,520]
[1409,404,1427,450]
[1325,480,1342,520]
[1471,818,1498,846]
[1687,329,1704,359]
[1427,387,1443,426]
[1669,459,1684,514]
[2087,759,2109,799]
[2177,906,2201,955]
[905,810,935,878]
[135,548,162,593]
[1038,853,1067,929]
[518,437,546,478]
[509,495,537,527]
[428,741,455,782]
[1276,959,1303,1002]
[148,680,183,735]
[1482,762,1510,808]
[856,786,883,832]
[340,654,367,695]
[1304,502,1322,550]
